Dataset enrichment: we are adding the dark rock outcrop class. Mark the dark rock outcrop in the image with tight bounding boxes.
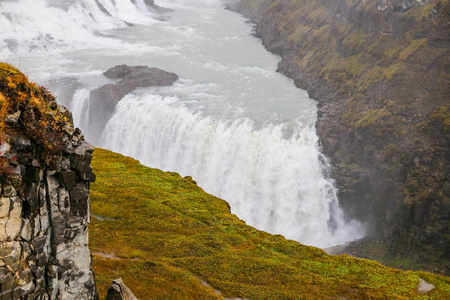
[230,0,449,273]
[105,278,138,300]
[0,64,98,298]
[88,65,178,143]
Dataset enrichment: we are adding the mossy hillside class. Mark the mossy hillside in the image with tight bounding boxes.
[332,238,450,278]
[90,148,450,299]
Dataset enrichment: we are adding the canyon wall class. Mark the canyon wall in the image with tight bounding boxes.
[0,64,98,299]
[230,0,449,272]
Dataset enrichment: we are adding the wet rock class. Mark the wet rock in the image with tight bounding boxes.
[88,65,178,142]
[103,65,178,86]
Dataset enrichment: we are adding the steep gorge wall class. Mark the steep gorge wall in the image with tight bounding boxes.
[230,0,449,270]
[0,64,97,299]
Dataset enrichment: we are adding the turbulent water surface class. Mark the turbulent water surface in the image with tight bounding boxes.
[1,0,364,247]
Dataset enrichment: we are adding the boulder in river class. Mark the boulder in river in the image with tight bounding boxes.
[88,65,178,143]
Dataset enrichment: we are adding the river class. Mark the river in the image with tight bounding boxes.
[1,0,364,247]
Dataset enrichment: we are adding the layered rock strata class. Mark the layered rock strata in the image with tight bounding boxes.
[0,64,98,298]
[230,0,449,272]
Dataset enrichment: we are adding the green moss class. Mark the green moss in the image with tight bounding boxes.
[0,63,21,76]
[399,38,428,61]
[441,0,450,15]
[343,98,408,140]
[383,63,406,80]
[351,108,391,128]
[90,148,450,299]
[367,34,387,53]
[403,1,437,22]
[342,28,367,52]
[359,65,385,90]
[288,23,308,42]
[429,104,450,134]
[384,46,404,61]
[403,179,433,205]
[384,143,403,159]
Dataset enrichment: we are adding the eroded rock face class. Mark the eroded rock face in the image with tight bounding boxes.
[231,0,449,273]
[0,105,98,299]
[88,65,178,142]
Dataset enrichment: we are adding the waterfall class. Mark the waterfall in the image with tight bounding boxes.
[0,0,157,55]
[100,93,363,247]
[1,0,365,248]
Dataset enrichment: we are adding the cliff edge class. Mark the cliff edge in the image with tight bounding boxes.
[90,148,450,299]
[0,63,98,298]
[229,0,449,273]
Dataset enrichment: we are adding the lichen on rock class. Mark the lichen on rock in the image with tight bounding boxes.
[0,63,98,299]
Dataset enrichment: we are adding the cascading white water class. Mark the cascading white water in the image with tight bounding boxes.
[101,94,363,246]
[0,0,156,55]
[1,0,365,247]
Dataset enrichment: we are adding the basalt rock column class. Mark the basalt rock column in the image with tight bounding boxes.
[0,63,98,299]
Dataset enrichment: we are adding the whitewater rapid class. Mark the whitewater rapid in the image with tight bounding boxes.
[1,0,365,247]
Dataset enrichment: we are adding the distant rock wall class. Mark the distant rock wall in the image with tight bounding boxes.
[0,64,98,298]
[230,0,449,272]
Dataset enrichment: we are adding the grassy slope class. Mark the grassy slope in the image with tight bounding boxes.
[89,148,450,299]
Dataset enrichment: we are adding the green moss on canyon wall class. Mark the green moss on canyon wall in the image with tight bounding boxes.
[230,0,449,274]
[90,148,450,299]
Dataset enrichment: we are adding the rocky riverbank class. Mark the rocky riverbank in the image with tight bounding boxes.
[228,0,449,274]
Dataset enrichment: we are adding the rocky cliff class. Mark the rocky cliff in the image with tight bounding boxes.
[0,63,98,298]
[229,0,449,273]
